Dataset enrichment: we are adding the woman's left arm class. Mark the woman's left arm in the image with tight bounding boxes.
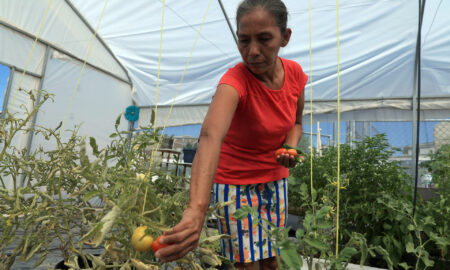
[277,91,305,167]
[285,90,305,146]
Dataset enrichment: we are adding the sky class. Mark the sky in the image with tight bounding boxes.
[0,64,10,111]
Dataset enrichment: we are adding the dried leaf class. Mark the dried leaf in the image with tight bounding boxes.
[83,205,121,247]
[199,234,232,244]
[131,258,159,270]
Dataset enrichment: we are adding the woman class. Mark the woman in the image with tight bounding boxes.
[156,0,307,269]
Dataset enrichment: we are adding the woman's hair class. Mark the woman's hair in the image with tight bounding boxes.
[236,0,288,34]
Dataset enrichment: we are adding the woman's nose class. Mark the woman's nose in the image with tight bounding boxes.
[248,42,260,56]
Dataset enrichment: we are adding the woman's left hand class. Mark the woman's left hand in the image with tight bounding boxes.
[276,152,297,167]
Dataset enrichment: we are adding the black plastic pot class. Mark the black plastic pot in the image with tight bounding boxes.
[183,149,197,163]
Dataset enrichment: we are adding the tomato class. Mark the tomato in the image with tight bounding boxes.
[298,155,305,162]
[131,226,153,252]
[151,235,169,253]
[275,148,287,156]
[287,149,298,157]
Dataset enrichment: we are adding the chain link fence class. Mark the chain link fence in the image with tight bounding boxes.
[301,119,450,187]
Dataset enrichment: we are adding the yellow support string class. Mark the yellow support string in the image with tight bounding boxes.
[308,0,314,210]
[143,0,212,213]
[60,0,109,137]
[156,0,213,149]
[146,0,166,172]
[335,0,342,258]
[143,0,166,214]
[308,0,318,240]
[8,0,53,114]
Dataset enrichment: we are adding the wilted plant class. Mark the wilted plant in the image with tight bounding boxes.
[0,89,226,269]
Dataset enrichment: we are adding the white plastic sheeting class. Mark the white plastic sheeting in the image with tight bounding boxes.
[0,25,46,75]
[71,0,450,126]
[0,0,129,81]
[31,49,132,151]
[0,0,133,154]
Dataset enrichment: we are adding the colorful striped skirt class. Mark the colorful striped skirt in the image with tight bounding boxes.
[213,178,288,263]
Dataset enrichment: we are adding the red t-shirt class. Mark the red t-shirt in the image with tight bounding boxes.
[214,57,308,185]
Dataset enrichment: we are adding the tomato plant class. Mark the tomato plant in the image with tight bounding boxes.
[0,90,228,270]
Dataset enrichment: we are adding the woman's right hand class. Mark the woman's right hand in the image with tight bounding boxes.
[154,206,206,262]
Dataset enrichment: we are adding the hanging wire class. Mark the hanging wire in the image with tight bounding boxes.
[60,0,110,136]
[156,0,213,147]
[143,0,213,212]
[335,0,342,258]
[142,0,166,213]
[8,0,53,113]
[308,0,316,236]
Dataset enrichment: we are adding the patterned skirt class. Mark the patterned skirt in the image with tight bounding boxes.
[213,178,288,263]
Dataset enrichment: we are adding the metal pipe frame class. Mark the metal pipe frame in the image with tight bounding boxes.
[0,20,132,86]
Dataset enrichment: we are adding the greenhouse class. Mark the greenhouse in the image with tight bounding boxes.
[0,0,449,269]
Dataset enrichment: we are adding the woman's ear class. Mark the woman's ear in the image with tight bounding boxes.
[281,28,292,47]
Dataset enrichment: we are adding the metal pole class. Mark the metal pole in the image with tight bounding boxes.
[1,67,15,118]
[218,0,238,46]
[64,0,133,84]
[413,0,426,217]
[21,45,51,187]
[0,20,132,86]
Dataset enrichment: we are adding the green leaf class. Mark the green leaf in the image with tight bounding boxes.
[316,206,332,219]
[373,246,394,270]
[296,229,305,240]
[398,262,412,270]
[89,137,99,156]
[304,238,329,251]
[339,247,357,262]
[421,255,435,267]
[280,247,303,269]
[314,221,333,229]
[115,114,121,129]
[303,213,313,232]
[233,206,253,220]
[311,187,317,201]
[151,109,155,126]
[405,241,415,253]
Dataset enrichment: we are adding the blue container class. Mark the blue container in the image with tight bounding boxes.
[183,149,197,163]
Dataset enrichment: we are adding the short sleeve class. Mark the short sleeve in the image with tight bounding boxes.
[218,64,247,99]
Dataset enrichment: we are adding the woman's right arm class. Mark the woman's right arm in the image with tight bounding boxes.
[155,84,240,262]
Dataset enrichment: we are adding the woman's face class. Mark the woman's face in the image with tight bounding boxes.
[237,8,290,76]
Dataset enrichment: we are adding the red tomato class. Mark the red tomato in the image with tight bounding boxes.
[275,148,287,156]
[298,155,305,162]
[287,149,298,157]
[151,235,169,253]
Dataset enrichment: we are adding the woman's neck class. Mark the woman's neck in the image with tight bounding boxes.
[252,58,284,90]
